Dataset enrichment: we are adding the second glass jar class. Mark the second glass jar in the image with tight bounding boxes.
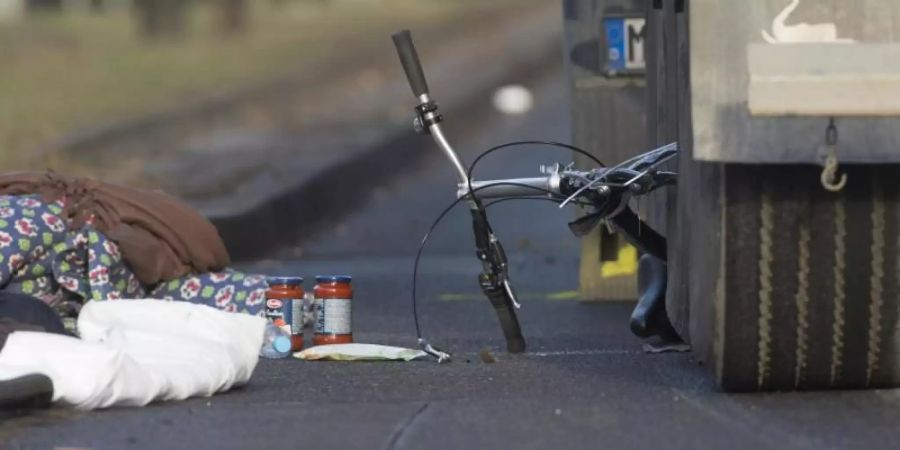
[313,275,353,345]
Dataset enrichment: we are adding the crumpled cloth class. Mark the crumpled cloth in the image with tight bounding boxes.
[0,299,265,409]
[0,194,269,319]
[0,172,230,285]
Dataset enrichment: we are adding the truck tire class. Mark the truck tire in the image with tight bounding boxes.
[680,163,900,391]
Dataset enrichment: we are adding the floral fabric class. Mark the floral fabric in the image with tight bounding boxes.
[0,194,267,318]
[149,270,268,315]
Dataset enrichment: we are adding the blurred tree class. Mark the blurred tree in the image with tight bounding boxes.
[219,0,247,34]
[90,0,104,13]
[133,0,188,38]
[26,0,62,12]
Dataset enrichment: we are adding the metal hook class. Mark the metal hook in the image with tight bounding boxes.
[820,118,847,192]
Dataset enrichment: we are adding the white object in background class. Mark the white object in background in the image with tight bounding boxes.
[491,85,534,115]
[761,0,855,44]
[0,0,24,22]
[0,300,266,409]
[295,343,426,361]
[747,44,900,117]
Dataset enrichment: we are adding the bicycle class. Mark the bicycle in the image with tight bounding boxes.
[392,30,678,361]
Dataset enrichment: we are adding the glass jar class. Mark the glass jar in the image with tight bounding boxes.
[313,275,353,345]
[265,276,305,352]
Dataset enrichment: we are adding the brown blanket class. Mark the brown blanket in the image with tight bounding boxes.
[0,172,230,286]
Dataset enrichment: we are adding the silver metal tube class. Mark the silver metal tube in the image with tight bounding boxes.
[457,177,554,199]
[430,124,469,185]
[418,93,469,185]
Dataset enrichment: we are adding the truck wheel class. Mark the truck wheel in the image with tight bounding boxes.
[681,164,900,391]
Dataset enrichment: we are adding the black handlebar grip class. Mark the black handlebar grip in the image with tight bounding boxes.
[484,283,527,354]
[391,30,430,98]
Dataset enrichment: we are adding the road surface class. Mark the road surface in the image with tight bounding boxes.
[4,71,900,450]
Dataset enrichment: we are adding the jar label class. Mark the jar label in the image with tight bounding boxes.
[316,299,351,335]
[265,298,303,337]
[313,298,324,333]
[291,298,304,335]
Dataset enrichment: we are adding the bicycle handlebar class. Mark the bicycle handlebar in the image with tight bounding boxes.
[391,30,430,98]
[458,177,557,199]
[457,154,678,202]
[388,28,677,359]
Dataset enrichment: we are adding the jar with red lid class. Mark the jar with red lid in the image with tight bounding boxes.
[265,277,305,352]
[313,275,353,345]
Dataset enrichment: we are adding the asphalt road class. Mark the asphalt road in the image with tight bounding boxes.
[5,72,900,450]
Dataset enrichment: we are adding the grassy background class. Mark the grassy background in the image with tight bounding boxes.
[0,0,523,168]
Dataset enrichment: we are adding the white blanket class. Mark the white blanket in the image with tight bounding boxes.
[0,300,265,409]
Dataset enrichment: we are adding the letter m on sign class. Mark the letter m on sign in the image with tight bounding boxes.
[624,18,646,71]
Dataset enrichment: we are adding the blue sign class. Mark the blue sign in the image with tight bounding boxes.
[603,15,646,76]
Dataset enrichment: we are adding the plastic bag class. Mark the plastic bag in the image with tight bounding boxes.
[294,344,426,361]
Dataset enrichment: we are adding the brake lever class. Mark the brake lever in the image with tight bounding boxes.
[503,278,521,309]
[491,238,520,309]
[472,209,515,301]
[626,142,678,172]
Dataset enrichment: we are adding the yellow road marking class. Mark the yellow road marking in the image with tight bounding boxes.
[438,290,583,302]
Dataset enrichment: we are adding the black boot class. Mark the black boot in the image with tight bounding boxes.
[630,254,682,343]
[0,293,69,411]
[0,374,53,412]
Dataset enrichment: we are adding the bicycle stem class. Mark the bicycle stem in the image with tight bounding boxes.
[416,94,470,186]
